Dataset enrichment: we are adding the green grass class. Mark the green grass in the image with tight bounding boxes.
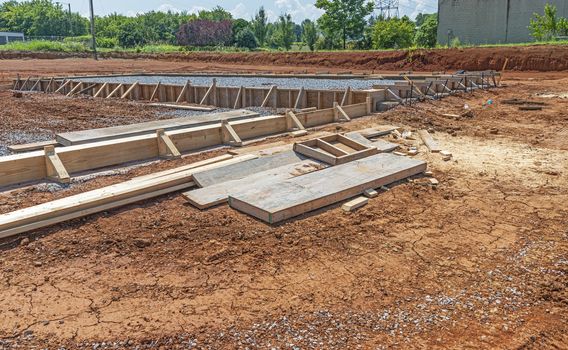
[1,39,567,54]
[0,40,87,52]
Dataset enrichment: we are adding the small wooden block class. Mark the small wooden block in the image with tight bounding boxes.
[429,178,439,186]
[290,130,308,138]
[342,197,369,212]
[407,149,418,156]
[393,151,406,156]
[440,150,452,157]
[363,189,378,198]
[423,170,433,176]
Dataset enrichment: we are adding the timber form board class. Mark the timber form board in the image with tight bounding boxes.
[293,134,379,166]
[0,101,371,189]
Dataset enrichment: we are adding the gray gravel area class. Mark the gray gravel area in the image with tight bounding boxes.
[76,75,393,90]
[156,106,276,119]
[0,130,54,156]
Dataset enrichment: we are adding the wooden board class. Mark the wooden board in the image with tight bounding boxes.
[0,155,256,239]
[56,109,258,146]
[228,153,427,224]
[8,140,59,153]
[148,103,217,111]
[183,160,325,209]
[192,150,307,187]
[418,130,442,153]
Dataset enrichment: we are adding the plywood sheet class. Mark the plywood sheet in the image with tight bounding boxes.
[184,160,326,209]
[229,153,426,223]
[192,150,307,187]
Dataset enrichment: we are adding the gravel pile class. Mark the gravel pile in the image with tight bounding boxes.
[76,75,393,91]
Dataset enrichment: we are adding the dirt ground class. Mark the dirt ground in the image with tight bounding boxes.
[0,57,567,349]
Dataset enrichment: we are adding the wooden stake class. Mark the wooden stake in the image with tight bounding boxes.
[336,104,351,121]
[294,87,304,109]
[66,83,83,97]
[44,146,70,184]
[261,85,277,108]
[366,96,372,114]
[200,78,217,105]
[30,78,42,92]
[286,110,305,130]
[176,80,191,103]
[221,120,242,146]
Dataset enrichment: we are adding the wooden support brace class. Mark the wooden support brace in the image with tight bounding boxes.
[234,86,243,109]
[107,83,124,98]
[66,83,83,97]
[200,78,217,105]
[150,81,161,101]
[286,110,305,130]
[156,129,181,159]
[340,87,351,106]
[77,84,98,96]
[261,85,277,108]
[44,146,70,184]
[221,120,242,146]
[45,77,54,93]
[93,82,109,98]
[121,81,139,99]
[176,80,191,103]
[54,79,70,94]
[13,74,20,90]
[335,104,351,121]
[30,78,41,92]
[294,87,304,109]
[20,76,30,91]
[386,88,403,102]
[441,81,452,93]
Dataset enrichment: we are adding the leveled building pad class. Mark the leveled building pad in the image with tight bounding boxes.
[229,153,426,223]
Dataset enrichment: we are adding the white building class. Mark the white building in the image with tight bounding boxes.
[0,32,25,45]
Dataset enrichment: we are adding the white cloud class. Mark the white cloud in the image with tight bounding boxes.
[398,0,438,19]
[157,3,182,13]
[274,0,324,21]
[230,3,251,19]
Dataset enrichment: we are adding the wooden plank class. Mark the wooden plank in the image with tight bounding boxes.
[293,143,337,165]
[44,146,70,184]
[287,110,305,130]
[176,80,191,103]
[418,130,442,153]
[120,81,139,99]
[316,139,349,157]
[261,85,277,107]
[192,150,306,187]
[200,78,217,105]
[148,103,216,111]
[336,147,379,165]
[156,129,181,159]
[221,120,242,146]
[183,160,325,209]
[0,155,252,239]
[93,82,109,98]
[342,197,368,212]
[56,109,259,146]
[229,153,427,223]
[335,105,351,121]
[66,83,82,97]
[106,83,124,98]
[294,87,304,109]
[344,132,399,153]
[54,79,70,94]
[8,140,59,153]
[150,81,161,101]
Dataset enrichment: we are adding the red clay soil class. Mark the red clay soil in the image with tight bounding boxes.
[0,65,567,348]
[1,44,568,72]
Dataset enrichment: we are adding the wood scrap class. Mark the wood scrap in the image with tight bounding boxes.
[342,197,369,212]
[418,130,442,153]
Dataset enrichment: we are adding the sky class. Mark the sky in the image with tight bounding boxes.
[0,0,438,21]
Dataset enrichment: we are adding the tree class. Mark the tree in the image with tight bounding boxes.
[414,14,437,47]
[415,13,435,27]
[273,13,295,50]
[177,19,232,47]
[235,28,258,49]
[117,18,148,47]
[197,6,232,21]
[315,0,374,49]
[251,7,268,46]
[302,19,318,51]
[371,16,415,49]
[529,3,566,41]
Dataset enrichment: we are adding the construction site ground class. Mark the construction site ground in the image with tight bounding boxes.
[0,51,567,349]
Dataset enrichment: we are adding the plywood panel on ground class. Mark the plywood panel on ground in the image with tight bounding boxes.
[184,160,326,209]
[229,153,426,223]
[192,150,308,187]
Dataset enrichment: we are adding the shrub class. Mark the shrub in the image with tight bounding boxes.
[96,37,118,49]
[372,17,415,49]
[235,28,258,49]
[177,19,232,47]
[450,37,462,48]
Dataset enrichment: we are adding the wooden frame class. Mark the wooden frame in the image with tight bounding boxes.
[293,134,379,165]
